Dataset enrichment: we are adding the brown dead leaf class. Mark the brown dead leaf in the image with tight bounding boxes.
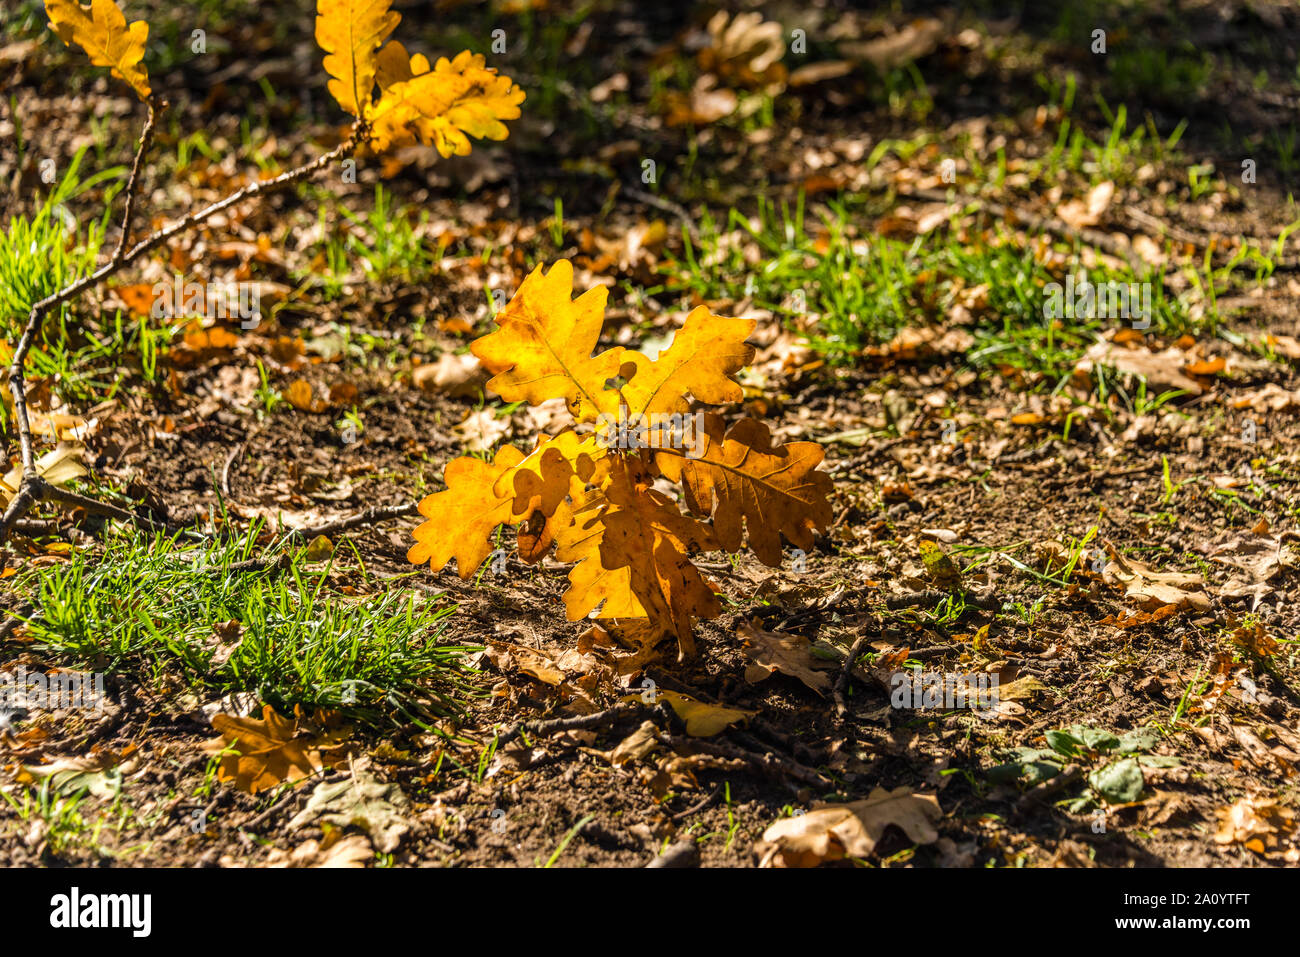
[1214,794,1297,858]
[412,352,488,398]
[1076,338,1203,396]
[202,705,351,794]
[737,619,834,695]
[1106,548,1210,612]
[757,786,942,867]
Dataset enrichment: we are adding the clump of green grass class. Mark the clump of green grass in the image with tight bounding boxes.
[0,147,118,338]
[664,194,1194,385]
[8,526,475,728]
[0,146,182,404]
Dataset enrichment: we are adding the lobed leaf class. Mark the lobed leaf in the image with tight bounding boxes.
[471,260,624,423]
[45,0,151,100]
[657,413,832,566]
[314,0,401,117]
[615,306,755,420]
[366,49,525,156]
[555,459,719,657]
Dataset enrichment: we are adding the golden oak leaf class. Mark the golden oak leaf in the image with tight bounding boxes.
[554,459,719,656]
[490,429,601,510]
[495,430,603,564]
[314,0,401,117]
[658,413,832,566]
[616,307,755,419]
[471,260,624,424]
[366,49,524,156]
[407,445,529,577]
[202,706,351,795]
[45,0,150,100]
[373,39,426,90]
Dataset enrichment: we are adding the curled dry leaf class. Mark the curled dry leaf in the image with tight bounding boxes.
[1105,548,1210,612]
[757,786,942,867]
[736,619,834,695]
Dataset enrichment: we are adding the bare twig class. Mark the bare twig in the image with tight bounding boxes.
[0,122,361,544]
[494,701,661,747]
[285,502,420,541]
[834,634,871,719]
[110,99,160,265]
[670,784,722,822]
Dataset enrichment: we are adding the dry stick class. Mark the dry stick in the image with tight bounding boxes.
[494,701,660,747]
[284,502,420,541]
[834,634,871,719]
[0,115,360,545]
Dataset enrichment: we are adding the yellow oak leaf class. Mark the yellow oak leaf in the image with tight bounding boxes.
[45,0,151,100]
[495,430,602,565]
[657,413,832,566]
[314,0,401,117]
[555,459,719,657]
[408,445,529,577]
[373,39,427,91]
[646,690,756,737]
[366,49,525,156]
[615,306,755,419]
[471,260,624,424]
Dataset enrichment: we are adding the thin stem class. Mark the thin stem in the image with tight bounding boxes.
[1,123,361,543]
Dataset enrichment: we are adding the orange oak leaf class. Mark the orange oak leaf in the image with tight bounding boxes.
[366,49,525,156]
[657,413,832,566]
[407,445,529,577]
[471,260,625,423]
[45,0,151,100]
[314,0,401,117]
[615,306,755,419]
[555,459,719,657]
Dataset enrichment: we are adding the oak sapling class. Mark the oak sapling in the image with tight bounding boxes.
[408,260,833,658]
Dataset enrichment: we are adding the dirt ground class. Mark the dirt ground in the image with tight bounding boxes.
[3,0,1300,868]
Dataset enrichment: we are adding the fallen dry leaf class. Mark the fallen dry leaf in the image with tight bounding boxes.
[737,619,834,695]
[1106,549,1210,612]
[757,786,942,867]
[202,705,351,794]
